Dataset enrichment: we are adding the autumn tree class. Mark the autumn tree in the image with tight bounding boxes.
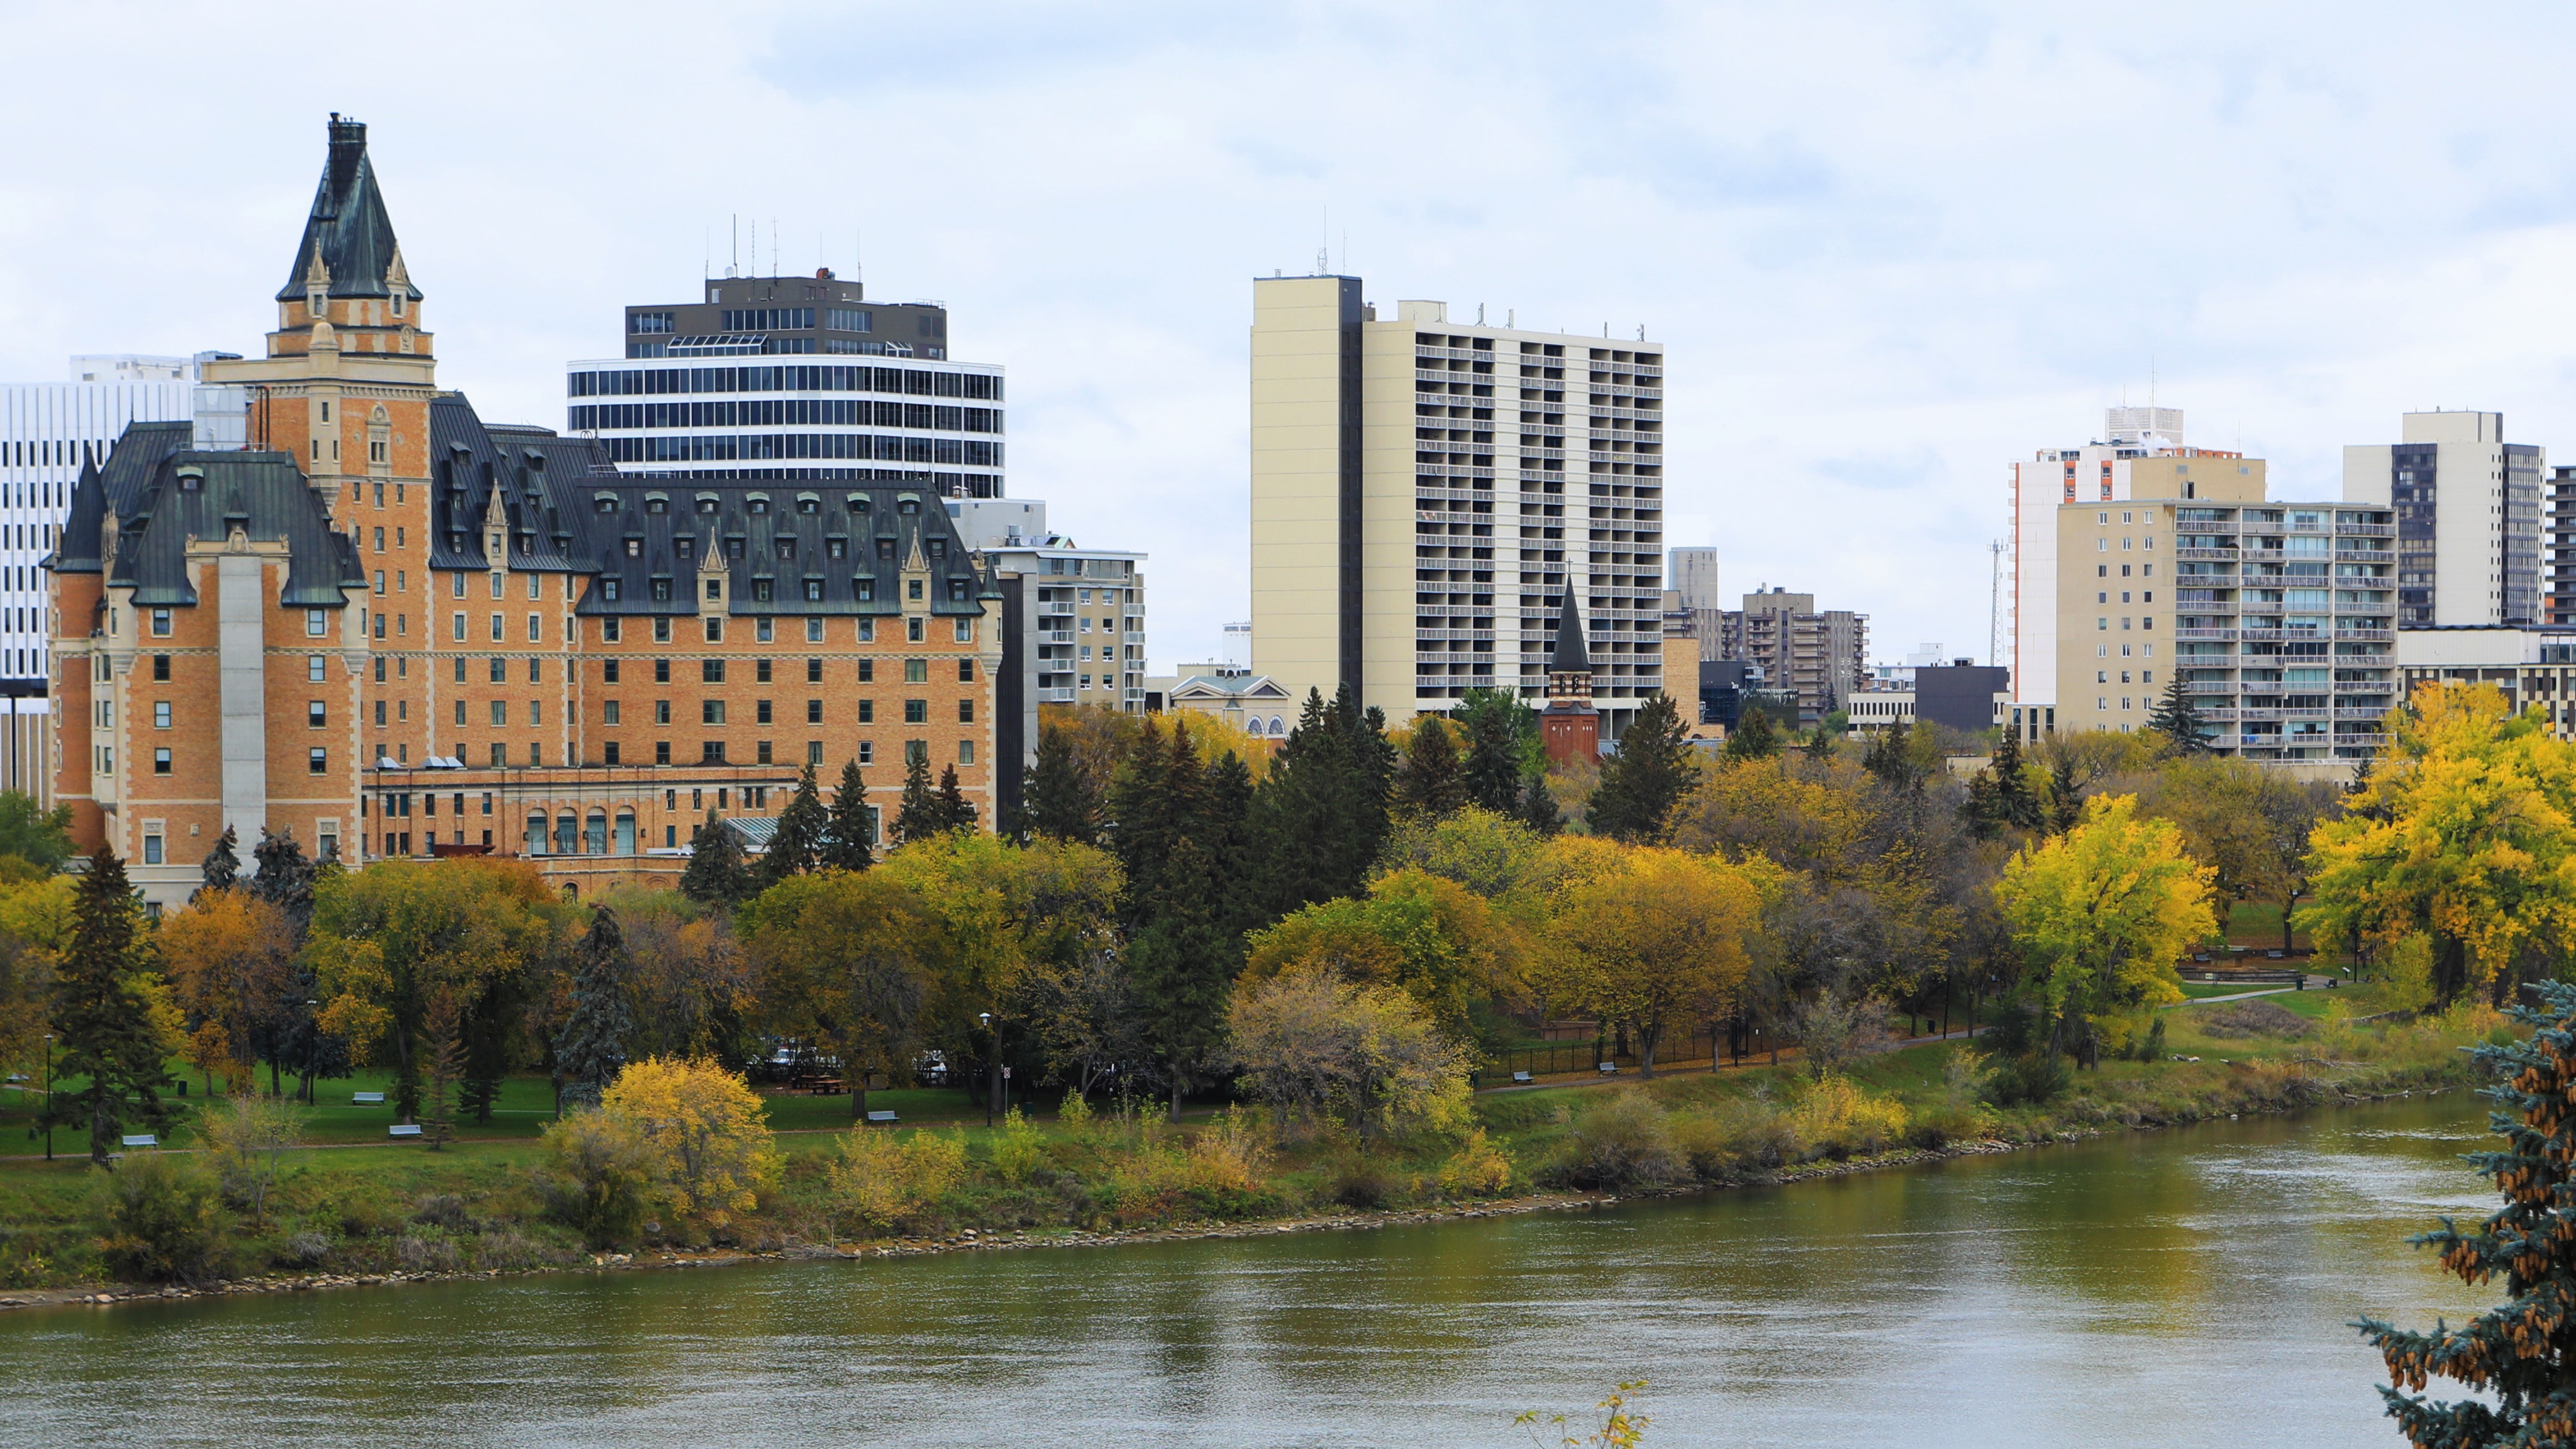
[1541,847,1760,1076]
[2301,682,2576,1004]
[309,857,556,1121]
[608,891,754,1061]
[2360,979,2576,1446]
[47,849,175,1166]
[1994,794,2212,1067]
[1242,869,1518,1043]
[1587,694,1700,843]
[1224,963,1472,1140]
[597,1057,781,1240]
[158,889,297,1095]
[743,869,935,1120]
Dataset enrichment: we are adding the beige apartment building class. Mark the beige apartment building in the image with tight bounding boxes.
[1248,277,1664,734]
[2051,454,2397,761]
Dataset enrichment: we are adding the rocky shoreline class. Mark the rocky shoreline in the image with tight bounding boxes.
[1,1081,2463,1316]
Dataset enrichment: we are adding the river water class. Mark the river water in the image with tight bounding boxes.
[1,1096,2497,1448]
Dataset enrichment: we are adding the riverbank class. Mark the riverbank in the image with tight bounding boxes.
[0,992,2500,1306]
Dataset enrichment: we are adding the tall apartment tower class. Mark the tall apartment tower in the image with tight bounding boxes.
[2006,408,2268,736]
[1717,588,1867,724]
[571,274,1004,500]
[2341,411,2542,628]
[1247,279,1665,732]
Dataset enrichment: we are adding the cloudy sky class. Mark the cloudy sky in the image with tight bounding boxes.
[6,2,2576,674]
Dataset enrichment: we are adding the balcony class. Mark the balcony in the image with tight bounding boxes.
[2175,628,2238,641]
[2334,548,2396,564]
[2334,627,2395,641]
[1036,687,1075,704]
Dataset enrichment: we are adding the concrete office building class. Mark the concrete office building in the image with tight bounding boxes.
[1,356,231,801]
[569,274,1005,500]
[2342,411,2543,630]
[2006,408,2267,739]
[1718,588,1866,723]
[1248,278,1665,734]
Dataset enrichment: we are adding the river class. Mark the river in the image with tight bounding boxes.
[1,1095,2497,1448]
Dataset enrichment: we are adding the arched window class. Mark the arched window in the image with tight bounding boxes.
[555,814,578,856]
[525,813,548,855]
[584,812,608,855]
[615,813,636,855]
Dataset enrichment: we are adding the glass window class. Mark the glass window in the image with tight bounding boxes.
[309,748,327,775]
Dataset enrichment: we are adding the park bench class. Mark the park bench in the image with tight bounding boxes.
[865,1111,899,1126]
[387,1124,423,1139]
[1598,1062,1620,1076]
[1511,1071,1534,1085]
[120,1134,157,1148]
[352,1092,386,1105]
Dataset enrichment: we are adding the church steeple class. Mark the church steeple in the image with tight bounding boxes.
[1546,587,1593,701]
[1540,587,1601,765]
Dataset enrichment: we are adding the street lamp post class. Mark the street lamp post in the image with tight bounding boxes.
[977,1011,999,1130]
[40,1030,53,1162]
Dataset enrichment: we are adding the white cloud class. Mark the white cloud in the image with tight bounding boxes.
[6,2,2576,675]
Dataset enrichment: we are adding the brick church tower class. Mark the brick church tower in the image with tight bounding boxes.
[1539,589,1599,766]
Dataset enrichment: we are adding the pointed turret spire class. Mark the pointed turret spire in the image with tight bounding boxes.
[1548,587,1592,677]
[275,114,419,304]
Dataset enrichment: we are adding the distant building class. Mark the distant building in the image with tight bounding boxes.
[1668,546,1722,661]
[1719,587,1866,724]
[1165,672,1296,739]
[2343,411,2543,629]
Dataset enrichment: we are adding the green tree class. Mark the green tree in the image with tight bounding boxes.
[1965,729,2043,839]
[1723,706,1781,763]
[0,791,73,870]
[2145,674,2211,754]
[555,904,634,1111]
[1394,717,1470,820]
[1250,686,1393,917]
[2360,979,2576,1446]
[893,750,943,844]
[1457,687,1538,816]
[1024,723,1102,843]
[743,869,933,1121]
[1860,718,1940,792]
[1588,694,1701,843]
[1111,716,1260,1106]
[193,825,240,902]
[821,760,877,872]
[680,811,754,908]
[936,763,974,830]
[1519,773,1565,836]
[1994,794,2214,1067]
[761,763,828,886]
[248,828,319,935]
[47,848,172,1166]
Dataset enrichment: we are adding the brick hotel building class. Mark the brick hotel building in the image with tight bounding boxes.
[48,118,1002,907]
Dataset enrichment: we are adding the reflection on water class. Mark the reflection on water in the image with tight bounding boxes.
[1,1097,2496,1448]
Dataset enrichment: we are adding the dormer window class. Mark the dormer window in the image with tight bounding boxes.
[876,538,895,560]
[747,496,770,515]
[391,291,405,319]
[650,579,671,602]
[594,494,618,514]
[926,538,946,559]
[797,494,821,514]
[696,494,719,515]
[646,494,669,514]
[309,287,326,318]
[848,496,870,515]
[899,499,919,515]
[856,578,875,601]
[602,579,621,601]
[775,538,796,560]
[828,538,847,559]
[675,537,693,559]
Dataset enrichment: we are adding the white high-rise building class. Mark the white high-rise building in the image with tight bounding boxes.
[3,355,226,801]
[1248,279,1665,733]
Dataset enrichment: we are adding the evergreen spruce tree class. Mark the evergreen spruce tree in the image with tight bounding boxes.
[680,811,753,906]
[248,828,317,936]
[1024,723,1102,843]
[893,750,941,845]
[1457,687,1535,815]
[762,762,828,886]
[1587,693,1701,843]
[47,849,169,1167]
[555,905,634,1112]
[1121,721,1258,1113]
[418,990,463,1148]
[821,760,877,872]
[1519,772,1565,836]
[2145,675,2212,755]
[1723,706,1782,763]
[193,825,240,902]
[1393,716,1468,819]
[1801,724,1837,762]
[1248,686,1392,918]
[1963,728,2043,839]
[2360,979,2576,1445]
[936,764,974,830]
[1107,717,1185,933]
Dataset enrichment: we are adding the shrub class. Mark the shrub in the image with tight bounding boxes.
[828,1128,969,1232]
[2121,1016,2169,1061]
[411,1194,473,1231]
[2194,1001,2312,1040]
[1981,1001,2041,1056]
[1184,1106,1272,1197]
[1438,1127,1513,1196]
[396,1234,462,1274]
[1668,1099,1801,1177]
[94,1153,230,1284]
[1984,1052,2072,1107]
[1789,1075,1909,1158]
[989,1108,1048,1185]
[540,1108,652,1248]
[1544,1092,1685,1190]
[281,1231,333,1268]
[1326,1154,1401,1209]
[599,1057,782,1240]
[197,1094,303,1228]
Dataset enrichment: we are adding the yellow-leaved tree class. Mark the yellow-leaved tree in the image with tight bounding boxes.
[2300,682,2576,1005]
[1994,793,2212,1066]
[597,1057,780,1240]
[1541,847,1763,1077]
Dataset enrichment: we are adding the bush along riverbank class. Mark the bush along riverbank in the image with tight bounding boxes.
[0,995,2501,1303]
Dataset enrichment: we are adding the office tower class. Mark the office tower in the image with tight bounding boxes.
[2051,470,2396,760]
[1247,279,1664,733]
[52,117,1006,906]
[571,274,1005,499]
[1668,546,1723,661]
[2342,411,2543,628]
[1718,588,1867,723]
[2551,465,2576,626]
